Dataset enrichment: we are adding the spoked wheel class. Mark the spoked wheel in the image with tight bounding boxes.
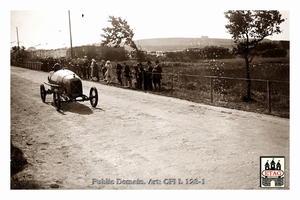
[53,89,61,111]
[40,84,46,102]
[89,87,98,108]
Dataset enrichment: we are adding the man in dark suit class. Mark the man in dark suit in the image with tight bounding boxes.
[152,60,162,91]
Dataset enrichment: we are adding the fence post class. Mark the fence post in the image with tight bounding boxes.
[210,77,213,103]
[267,80,271,114]
[171,74,174,95]
[142,72,144,90]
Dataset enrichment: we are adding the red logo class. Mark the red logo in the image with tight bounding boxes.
[262,170,284,177]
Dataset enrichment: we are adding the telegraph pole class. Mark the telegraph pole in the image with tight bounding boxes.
[68,10,73,59]
[16,27,20,61]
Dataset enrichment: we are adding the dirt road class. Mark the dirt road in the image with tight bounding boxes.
[10,66,289,189]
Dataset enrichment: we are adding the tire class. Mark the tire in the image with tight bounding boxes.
[40,84,46,102]
[89,87,98,108]
[53,89,61,111]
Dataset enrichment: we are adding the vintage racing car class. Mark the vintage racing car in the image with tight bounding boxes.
[40,64,98,111]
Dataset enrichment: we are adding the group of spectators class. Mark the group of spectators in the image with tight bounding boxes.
[103,60,163,91]
[66,57,163,92]
[40,57,69,72]
[68,56,94,80]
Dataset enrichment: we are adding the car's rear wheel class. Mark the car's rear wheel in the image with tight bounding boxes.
[40,84,46,102]
[89,87,98,108]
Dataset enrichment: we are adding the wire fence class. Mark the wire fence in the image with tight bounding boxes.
[11,61,42,70]
[162,71,289,116]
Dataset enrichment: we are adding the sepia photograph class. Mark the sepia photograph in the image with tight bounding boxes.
[5,0,298,198]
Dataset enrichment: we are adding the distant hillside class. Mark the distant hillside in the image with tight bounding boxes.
[131,37,275,52]
[132,37,234,52]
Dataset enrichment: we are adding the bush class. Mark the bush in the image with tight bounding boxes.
[104,49,127,61]
[165,46,234,61]
[186,82,197,90]
[260,48,287,58]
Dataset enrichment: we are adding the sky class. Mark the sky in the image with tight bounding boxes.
[8,0,291,50]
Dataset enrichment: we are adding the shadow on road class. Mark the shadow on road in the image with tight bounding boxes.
[44,101,105,115]
[11,142,27,177]
[43,101,99,115]
[11,142,43,189]
[59,102,94,115]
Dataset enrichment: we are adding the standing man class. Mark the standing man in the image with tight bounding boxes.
[116,60,123,86]
[84,56,90,80]
[152,60,162,91]
[123,62,132,88]
[105,60,113,84]
[146,61,153,91]
[100,60,106,80]
[90,59,99,81]
[80,58,85,79]
[81,56,88,80]
[137,62,143,90]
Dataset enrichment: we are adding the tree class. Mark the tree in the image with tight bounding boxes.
[224,10,285,100]
[101,16,143,60]
[11,45,27,62]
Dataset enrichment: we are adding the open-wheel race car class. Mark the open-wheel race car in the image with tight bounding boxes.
[40,65,98,111]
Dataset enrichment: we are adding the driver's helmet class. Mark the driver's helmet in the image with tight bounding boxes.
[52,63,61,71]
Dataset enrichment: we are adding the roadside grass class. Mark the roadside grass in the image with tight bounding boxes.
[160,57,289,118]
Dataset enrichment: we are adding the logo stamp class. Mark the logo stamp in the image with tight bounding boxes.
[260,156,285,187]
